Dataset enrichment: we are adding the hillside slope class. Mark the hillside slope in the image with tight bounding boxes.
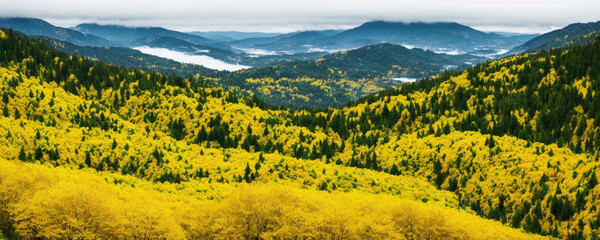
[0,17,111,47]
[73,23,215,47]
[222,43,484,108]
[0,28,549,239]
[3,29,600,239]
[508,21,600,55]
[42,37,221,77]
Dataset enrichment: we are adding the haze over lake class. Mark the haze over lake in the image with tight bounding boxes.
[133,46,250,71]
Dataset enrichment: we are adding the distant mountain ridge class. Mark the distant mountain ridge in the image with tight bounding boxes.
[507,21,600,55]
[42,36,220,77]
[226,42,483,82]
[228,21,535,56]
[0,17,112,47]
[0,17,540,71]
[188,31,282,42]
[318,21,535,54]
[73,23,216,47]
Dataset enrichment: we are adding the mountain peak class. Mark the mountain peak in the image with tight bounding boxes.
[0,17,54,27]
[359,21,466,29]
[0,17,111,47]
[75,23,168,31]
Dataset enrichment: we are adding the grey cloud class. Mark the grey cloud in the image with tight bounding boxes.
[0,0,598,33]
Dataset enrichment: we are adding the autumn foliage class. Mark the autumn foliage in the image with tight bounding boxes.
[1,28,600,239]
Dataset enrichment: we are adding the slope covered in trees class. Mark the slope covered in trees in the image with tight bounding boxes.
[0,159,542,239]
[43,37,221,77]
[508,21,600,55]
[8,28,435,109]
[228,43,482,80]
[1,28,600,239]
[1,26,489,109]
[0,18,112,47]
[220,43,483,108]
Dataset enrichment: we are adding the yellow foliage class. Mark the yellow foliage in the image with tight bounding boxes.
[0,159,543,240]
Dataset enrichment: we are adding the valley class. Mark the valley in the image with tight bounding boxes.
[0,4,599,239]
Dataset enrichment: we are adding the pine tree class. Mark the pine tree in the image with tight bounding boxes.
[2,105,8,117]
[85,152,92,167]
[588,171,598,189]
[486,135,496,148]
[18,146,27,161]
[389,163,400,175]
[243,162,252,183]
[34,147,43,160]
[318,181,328,191]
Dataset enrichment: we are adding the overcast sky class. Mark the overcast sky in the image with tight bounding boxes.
[0,0,598,33]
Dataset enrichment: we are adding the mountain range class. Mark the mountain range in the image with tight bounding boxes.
[3,17,600,109]
[188,31,282,42]
[226,21,536,56]
[4,17,599,109]
[0,17,540,70]
[1,27,600,239]
[219,43,485,108]
[72,23,216,47]
[0,17,111,46]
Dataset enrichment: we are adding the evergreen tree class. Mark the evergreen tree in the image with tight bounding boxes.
[588,171,598,189]
[34,147,43,160]
[243,162,252,183]
[85,152,92,167]
[18,146,27,161]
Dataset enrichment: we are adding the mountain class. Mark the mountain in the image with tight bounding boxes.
[41,37,220,77]
[188,31,282,42]
[303,43,483,79]
[73,23,215,47]
[254,30,344,52]
[130,35,330,68]
[133,35,209,53]
[226,30,343,53]
[0,17,111,47]
[3,27,600,239]
[0,28,560,239]
[507,21,600,55]
[227,21,534,58]
[230,42,483,80]
[71,24,338,68]
[221,43,484,108]
[8,28,433,108]
[236,51,328,67]
[314,21,532,55]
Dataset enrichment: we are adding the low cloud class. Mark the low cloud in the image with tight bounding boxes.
[1,0,598,33]
[133,46,250,71]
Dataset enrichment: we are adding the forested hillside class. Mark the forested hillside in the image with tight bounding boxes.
[508,21,600,55]
[221,43,483,108]
[0,18,112,47]
[1,27,600,239]
[44,37,221,77]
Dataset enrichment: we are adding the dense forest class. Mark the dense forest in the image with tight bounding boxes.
[1,27,600,239]
[508,21,600,55]
[44,37,222,77]
[219,43,483,108]
[46,34,484,109]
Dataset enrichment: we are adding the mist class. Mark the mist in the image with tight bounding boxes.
[1,0,598,33]
[133,46,250,71]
